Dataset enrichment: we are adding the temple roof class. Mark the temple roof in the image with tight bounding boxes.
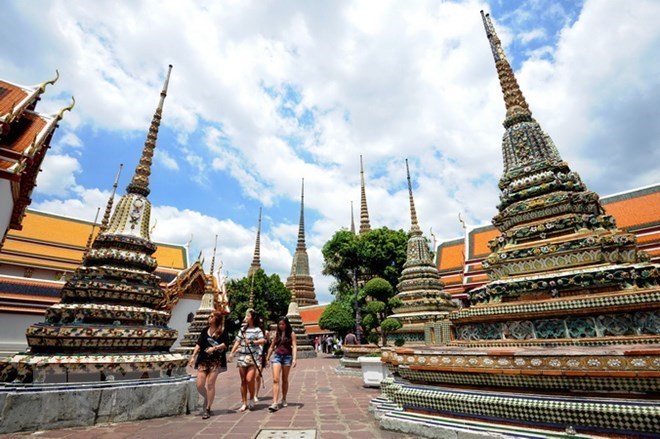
[0,209,188,271]
[436,238,464,272]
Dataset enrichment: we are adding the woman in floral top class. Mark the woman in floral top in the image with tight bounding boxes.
[228,308,265,411]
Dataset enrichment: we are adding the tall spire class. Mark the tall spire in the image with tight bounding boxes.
[359,155,371,234]
[389,159,456,342]
[247,207,262,277]
[480,12,563,177]
[286,177,317,306]
[209,234,218,274]
[296,178,306,251]
[405,159,421,235]
[126,64,172,196]
[85,208,101,251]
[480,11,530,125]
[99,163,123,233]
[350,201,356,234]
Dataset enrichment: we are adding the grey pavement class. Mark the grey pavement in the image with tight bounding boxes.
[4,355,413,439]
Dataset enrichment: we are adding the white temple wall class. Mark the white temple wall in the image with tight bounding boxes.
[0,180,13,244]
[0,313,42,357]
[170,297,201,348]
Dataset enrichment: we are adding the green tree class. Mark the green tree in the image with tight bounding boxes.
[359,227,409,288]
[361,277,402,345]
[321,227,408,302]
[226,269,290,337]
[318,301,355,337]
[321,229,359,295]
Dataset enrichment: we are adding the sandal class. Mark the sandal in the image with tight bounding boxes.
[239,404,248,412]
[281,400,288,407]
[202,409,211,419]
[268,404,279,412]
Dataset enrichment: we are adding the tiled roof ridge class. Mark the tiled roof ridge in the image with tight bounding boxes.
[0,274,64,286]
[21,208,188,250]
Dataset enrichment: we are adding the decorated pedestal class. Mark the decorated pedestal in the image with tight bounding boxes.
[0,66,197,433]
[373,13,660,438]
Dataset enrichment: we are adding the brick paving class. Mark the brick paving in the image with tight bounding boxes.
[6,355,412,439]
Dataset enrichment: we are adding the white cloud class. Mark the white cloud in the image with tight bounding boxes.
[7,0,660,305]
[155,149,180,171]
[35,154,81,197]
[519,28,546,44]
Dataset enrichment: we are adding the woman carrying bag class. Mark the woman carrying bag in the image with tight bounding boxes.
[188,311,229,419]
[228,308,265,411]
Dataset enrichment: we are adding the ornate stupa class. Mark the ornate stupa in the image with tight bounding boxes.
[285,179,318,307]
[247,207,262,278]
[388,159,456,343]
[6,65,190,384]
[350,201,356,234]
[285,179,317,358]
[99,163,123,234]
[359,155,371,235]
[374,13,660,437]
[176,236,230,356]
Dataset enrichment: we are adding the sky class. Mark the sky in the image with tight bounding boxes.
[2,0,659,305]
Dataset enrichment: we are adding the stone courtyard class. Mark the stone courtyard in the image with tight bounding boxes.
[4,355,411,439]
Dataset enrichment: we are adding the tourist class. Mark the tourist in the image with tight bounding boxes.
[344,330,357,345]
[228,308,265,411]
[266,316,297,412]
[187,311,229,419]
[253,314,271,402]
[313,336,319,352]
[325,335,333,353]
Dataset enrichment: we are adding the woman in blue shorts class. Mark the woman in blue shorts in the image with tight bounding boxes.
[266,316,297,411]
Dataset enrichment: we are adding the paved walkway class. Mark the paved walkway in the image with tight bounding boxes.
[7,355,412,439]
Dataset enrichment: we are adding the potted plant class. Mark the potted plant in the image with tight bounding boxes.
[357,352,390,387]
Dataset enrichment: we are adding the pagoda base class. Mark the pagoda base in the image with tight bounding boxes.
[3,352,189,384]
[297,346,317,359]
[0,375,196,434]
[371,397,599,439]
[372,377,659,438]
[375,344,660,436]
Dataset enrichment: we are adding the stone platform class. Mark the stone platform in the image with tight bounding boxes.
[4,355,412,438]
[0,375,196,434]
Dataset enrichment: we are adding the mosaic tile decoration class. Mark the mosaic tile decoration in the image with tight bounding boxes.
[379,377,660,435]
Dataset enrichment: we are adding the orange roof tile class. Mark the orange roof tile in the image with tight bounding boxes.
[0,80,28,114]
[3,239,82,262]
[2,210,187,270]
[439,274,463,286]
[638,233,660,245]
[0,253,80,270]
[0,112,48,157]
[602,189,660,230]
[304,325,332,334]
[437,242,465,272]
[0,159,14,171]
[300,305,326,324]
[470,227,500,259]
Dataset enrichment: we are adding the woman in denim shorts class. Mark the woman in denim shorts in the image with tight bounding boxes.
[266,316,297,411]
[228,309,265,411]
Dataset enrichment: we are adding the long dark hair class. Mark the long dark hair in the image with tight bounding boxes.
[210,311,224,337]
[275,316,292,345]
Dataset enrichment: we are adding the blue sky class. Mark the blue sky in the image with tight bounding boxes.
[2,0,659,304]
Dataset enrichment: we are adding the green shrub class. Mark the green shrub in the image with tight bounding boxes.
[394,338,405,347]
[366,333,380,345]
